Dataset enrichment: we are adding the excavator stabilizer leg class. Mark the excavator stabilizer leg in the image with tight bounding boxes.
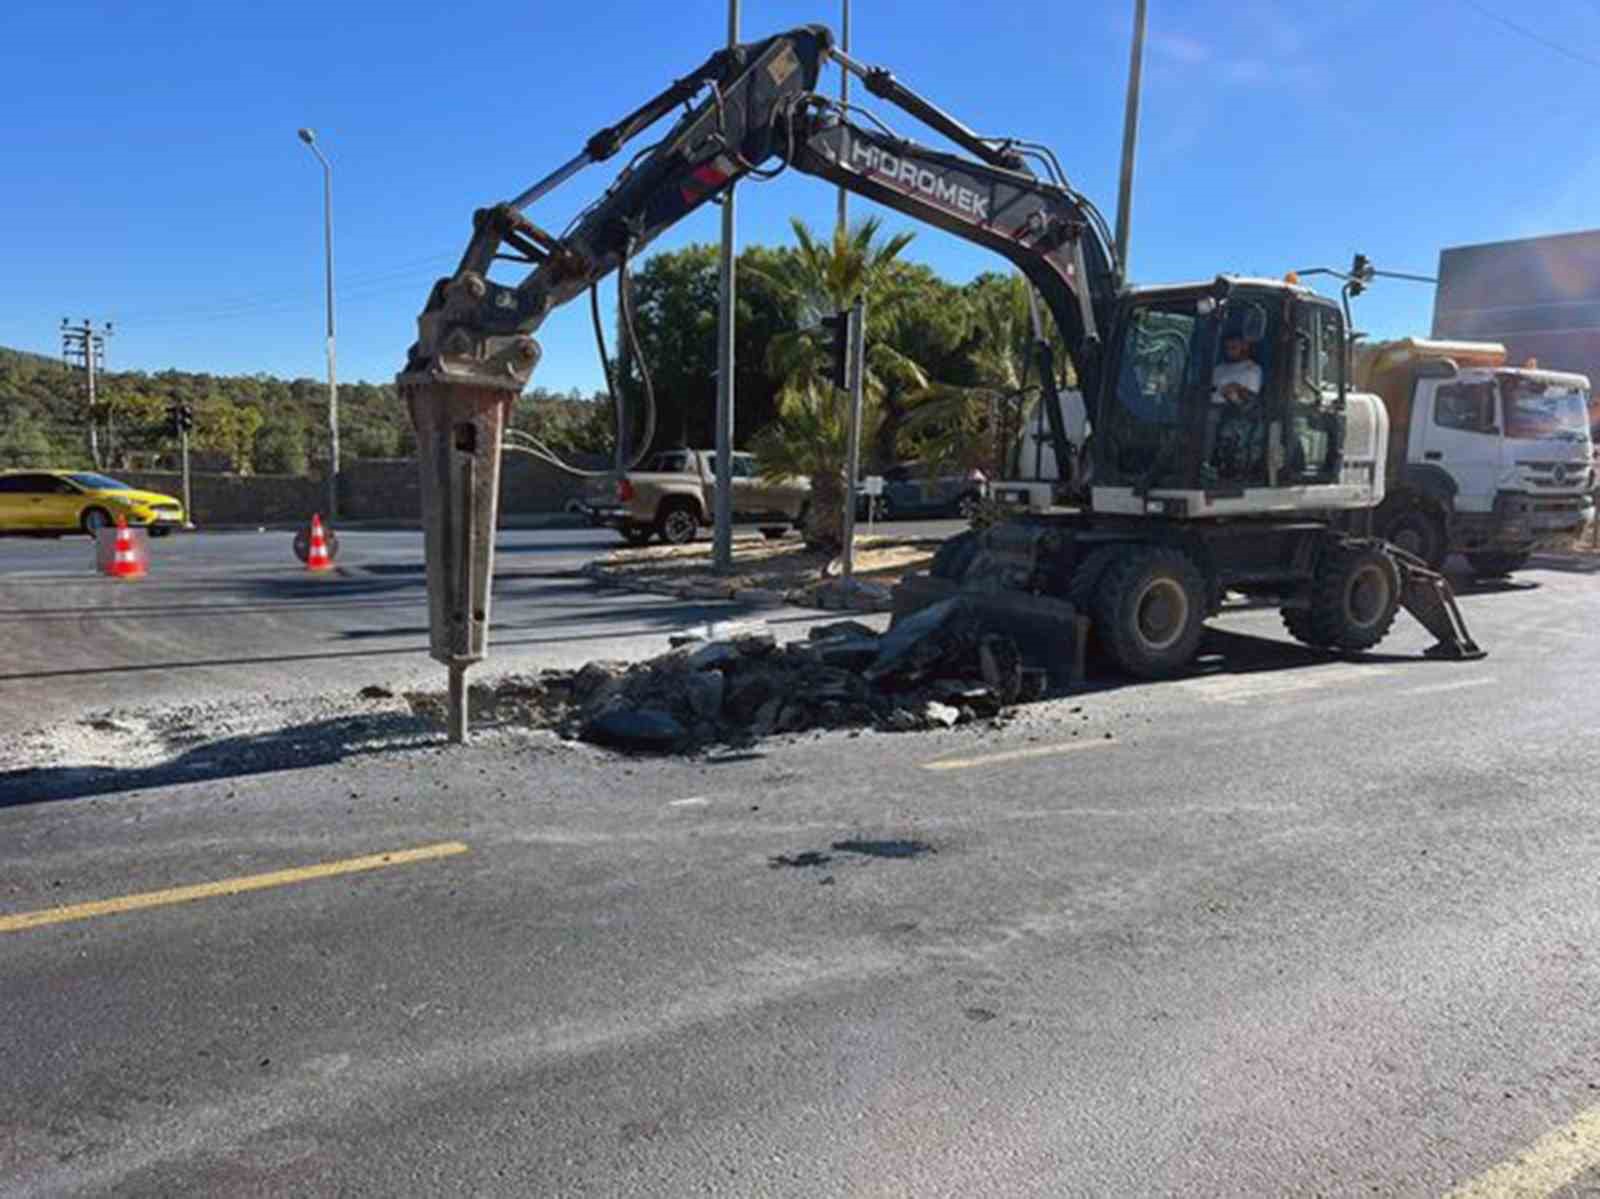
[1389,546,1487,661]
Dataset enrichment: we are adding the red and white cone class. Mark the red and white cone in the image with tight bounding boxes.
[306,514,333,572]
[108,515,145,580]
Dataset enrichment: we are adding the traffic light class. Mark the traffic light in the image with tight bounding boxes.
[818,308,860,391]
[165,403,182,438]
[1349,253,1374,296]
[178,404,195,433]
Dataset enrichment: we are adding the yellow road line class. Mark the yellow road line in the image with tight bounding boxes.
[1448,1106,1600,1198]
[0,841,468,935]
[923,739,1115,772]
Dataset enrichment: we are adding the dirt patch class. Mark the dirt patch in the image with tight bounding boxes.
[592,534,937,602]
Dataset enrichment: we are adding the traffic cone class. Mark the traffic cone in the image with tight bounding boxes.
[306,513,333,572]
[107,515,145,580]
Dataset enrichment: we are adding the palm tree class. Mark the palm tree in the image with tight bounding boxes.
[897,272,1074,480]
[749,216,929,551]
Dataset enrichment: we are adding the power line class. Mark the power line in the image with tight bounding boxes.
[1461,0,1600,70]
[112,249,458,327]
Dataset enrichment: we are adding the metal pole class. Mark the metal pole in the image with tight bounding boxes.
[841,297,866,579]
[835,0,850,235]
[83,323,100,470]
[1113,0,1146,282]
[299,129,339,520]
[712,0,739,572]
[180,427,194,529]
[322,156,339,521]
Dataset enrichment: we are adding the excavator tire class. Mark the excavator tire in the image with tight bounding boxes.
[1465,550,1531,577]
[1293,542,1401,652]
[1063,544,1124,662]
[1092,545,1206,679]
[1280,604,1320,647]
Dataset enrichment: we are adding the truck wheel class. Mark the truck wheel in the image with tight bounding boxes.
[656,501,700,546]
[1381,506,1446,569]
[1092,545,1206,679]
[1298,543,1401,652]
[1465,551,1531,577]
[618,523,655,546]
[759,527,788,541]
[954,492,981,520]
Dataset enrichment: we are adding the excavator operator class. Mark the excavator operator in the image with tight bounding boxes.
[1205,325,1266,482]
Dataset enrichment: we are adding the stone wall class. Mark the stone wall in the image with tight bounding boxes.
[117,471,325,526]
[119,451,608,526]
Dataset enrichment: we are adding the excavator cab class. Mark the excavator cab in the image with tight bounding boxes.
[1088,280,1367,518]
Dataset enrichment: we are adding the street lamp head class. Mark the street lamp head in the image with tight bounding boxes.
[297,127,316,145]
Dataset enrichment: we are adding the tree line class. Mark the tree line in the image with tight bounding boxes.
[2,217,1069,542]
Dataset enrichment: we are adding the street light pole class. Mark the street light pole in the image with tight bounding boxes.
[836,0,850,236]
[1113,0,1147,283]
[298,127,339,519]
[712,0,739,572]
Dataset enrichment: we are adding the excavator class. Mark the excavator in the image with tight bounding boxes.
[398,24,1481,727]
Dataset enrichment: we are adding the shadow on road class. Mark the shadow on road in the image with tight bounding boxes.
[0,712,444,808]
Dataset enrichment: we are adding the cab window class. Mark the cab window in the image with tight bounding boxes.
[1435,383,1496,433]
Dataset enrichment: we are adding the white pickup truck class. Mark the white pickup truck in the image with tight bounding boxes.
[584,449,810,545]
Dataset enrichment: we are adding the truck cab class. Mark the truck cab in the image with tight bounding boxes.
[1357,339,1594,575]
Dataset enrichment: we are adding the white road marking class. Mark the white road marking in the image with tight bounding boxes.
[668,796,710,808]
[1176,664,1397,704]
[1403,676,1497,697]
[1447,1105,1600,1197]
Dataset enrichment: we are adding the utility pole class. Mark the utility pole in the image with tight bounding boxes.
[712,0,739,572]
[61,319,112,469]
[1113,0,1147,282]
[840,296,866,579]
[836,0,850,235]
[298,128,339,519]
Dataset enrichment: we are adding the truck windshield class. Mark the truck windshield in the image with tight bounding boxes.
[1500,378,1590,441]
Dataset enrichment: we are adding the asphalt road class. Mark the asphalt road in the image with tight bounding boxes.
[0,521,956,728]
[4,552,1600,1195]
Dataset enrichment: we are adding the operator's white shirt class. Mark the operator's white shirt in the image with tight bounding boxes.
[1212,359,1262,402]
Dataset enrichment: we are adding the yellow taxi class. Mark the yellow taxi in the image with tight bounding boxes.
[0,470,186,537]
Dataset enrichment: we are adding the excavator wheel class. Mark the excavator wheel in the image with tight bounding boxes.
[1092,545,1207,679]
[1290,542,1401,652]
[1063,544,1124,663]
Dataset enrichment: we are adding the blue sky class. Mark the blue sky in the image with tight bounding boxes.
[4,0,1600,392]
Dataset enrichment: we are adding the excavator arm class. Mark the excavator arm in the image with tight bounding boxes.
[398,24,1123,737]
[399,25,1119,411]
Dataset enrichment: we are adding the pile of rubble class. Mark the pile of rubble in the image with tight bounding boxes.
[512,598,1054,754]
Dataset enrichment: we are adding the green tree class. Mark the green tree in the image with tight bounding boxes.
[897,272,1075,477]
[749,217,927,549]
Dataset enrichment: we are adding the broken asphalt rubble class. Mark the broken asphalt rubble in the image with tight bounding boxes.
[491,594,1078,754]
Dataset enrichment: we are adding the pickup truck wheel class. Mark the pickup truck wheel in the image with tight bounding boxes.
[1465,550,1531,577]
[618,524,655,546]
[657,502,700,546]
[1381,505,1446,570]
[954,492,981,520]
[1092,545,1206,679]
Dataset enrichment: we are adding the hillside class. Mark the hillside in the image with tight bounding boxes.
[0,346,611,474]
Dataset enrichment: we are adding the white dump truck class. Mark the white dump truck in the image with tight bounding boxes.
[1353,338,1594,575]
